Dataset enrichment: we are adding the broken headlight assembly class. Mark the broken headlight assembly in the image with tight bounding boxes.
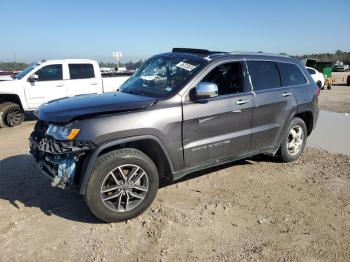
[46,124,80,141]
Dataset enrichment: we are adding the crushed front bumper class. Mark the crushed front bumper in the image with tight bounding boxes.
[29,130,96,188]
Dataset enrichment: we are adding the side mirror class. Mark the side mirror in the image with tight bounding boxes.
[28,74,39,82]
[195,82,218,100]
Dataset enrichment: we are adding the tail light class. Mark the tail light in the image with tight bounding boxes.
[316,86,320,96]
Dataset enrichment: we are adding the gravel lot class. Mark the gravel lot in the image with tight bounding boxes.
[319,72,350,113]
[319,86,350,113]
[0,83,349,261]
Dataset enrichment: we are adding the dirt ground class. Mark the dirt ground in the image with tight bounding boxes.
[318,72,350,113]
[319,86,350,113]
[0,120,349,261]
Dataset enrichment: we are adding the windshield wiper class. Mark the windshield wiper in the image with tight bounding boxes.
[121,89,142,96]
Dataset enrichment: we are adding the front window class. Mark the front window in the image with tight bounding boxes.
[15,63,39,80]
[35,64,63,81]
[120,54,206,98]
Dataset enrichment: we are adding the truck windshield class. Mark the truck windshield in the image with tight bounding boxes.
[15,63,39,80]
[120,54,206,98]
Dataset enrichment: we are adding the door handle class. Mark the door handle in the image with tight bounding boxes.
[56,84,64,87]
[282,92,292,97]
[236,99,250,105]
[91,82,98,85]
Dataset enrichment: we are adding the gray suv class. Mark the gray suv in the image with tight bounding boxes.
[29,48,319,222]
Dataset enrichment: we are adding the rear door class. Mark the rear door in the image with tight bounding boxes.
[66,63,102,97]
[182,61,253,167]
[247,60,297,151]
[24,63,67,109]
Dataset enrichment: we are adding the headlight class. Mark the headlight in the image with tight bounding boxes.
[46,124,80,140]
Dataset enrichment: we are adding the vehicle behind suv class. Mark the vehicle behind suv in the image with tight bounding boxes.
[29,48,319,222]
[306,66,325,89]
[0,59,130,127]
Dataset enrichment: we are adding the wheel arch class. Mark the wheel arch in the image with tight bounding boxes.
[79,135,175,194]
[0,94,24,111]
[295,111,313,136]
[272,109,314,156]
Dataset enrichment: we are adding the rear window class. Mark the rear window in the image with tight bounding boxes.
[278,63,307,86]
[69,64,95,79]
[307,68,315,75]
[247,61,281,91]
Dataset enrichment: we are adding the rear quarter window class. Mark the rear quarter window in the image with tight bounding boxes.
[278,63,307,86]
[69,64,95,79]
[247,61,281,91]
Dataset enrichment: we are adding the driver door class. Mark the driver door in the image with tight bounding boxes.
[182,61,253,167]
[24,64,67,109]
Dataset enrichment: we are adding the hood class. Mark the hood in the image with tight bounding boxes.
[0,79,22,94]
[37,92,157,123]
[0,75,14,81]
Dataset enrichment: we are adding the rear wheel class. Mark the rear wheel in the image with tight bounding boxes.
[85,148,159,222]
[316,81,322,89]
[1,102,25,127]
[278,117,307,162]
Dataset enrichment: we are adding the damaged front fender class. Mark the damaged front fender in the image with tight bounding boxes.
[30,132,96,189]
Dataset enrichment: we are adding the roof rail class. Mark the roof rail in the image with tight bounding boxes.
[230,51,290,58]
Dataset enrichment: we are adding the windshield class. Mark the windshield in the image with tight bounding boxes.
[120,54,206,98]
[15,63,39,80]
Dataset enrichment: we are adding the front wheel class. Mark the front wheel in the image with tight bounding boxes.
[278,117,307,162]
[85,148,159,222]
[1,102,25,127]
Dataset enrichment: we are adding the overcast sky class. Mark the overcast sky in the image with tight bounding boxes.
[1,0,349,63]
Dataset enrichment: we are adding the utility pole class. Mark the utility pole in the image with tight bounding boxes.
[112,51,122,70]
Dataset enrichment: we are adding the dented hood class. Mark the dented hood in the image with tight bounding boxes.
[37,92,156,123]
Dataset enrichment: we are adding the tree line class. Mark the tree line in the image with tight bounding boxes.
[293,50,350,64]
[0,60,145,72]
[1,50,350,71]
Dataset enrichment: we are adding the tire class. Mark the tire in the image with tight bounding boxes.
[0,102,25,127]
[347,76,350,86]
[278,117,307,162]
[316,81,322,89]
[85,148,159,222]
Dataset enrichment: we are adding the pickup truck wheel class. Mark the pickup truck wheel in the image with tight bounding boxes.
[278,117,307,162]
[85,148,159,222]
[1,102,25,127]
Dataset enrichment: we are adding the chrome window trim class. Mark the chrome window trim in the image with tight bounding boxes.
[244,58,310,92]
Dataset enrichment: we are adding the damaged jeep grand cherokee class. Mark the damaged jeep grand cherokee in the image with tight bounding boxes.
[30,48,319,222]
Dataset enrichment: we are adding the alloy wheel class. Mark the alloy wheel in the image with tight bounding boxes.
[287,125,304,156]
[6,108,23,126]
[100,164,149,212]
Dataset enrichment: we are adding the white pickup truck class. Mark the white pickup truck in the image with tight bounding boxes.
[0,59,131,127]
